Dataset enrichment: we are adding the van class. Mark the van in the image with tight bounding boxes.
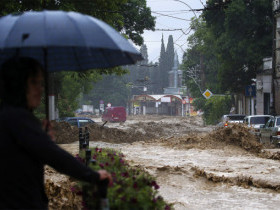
[102,106,126,122]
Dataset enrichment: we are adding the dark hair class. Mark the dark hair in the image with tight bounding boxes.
[0,57,44,108]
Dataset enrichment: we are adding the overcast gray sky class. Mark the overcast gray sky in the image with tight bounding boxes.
[142,0,206,63]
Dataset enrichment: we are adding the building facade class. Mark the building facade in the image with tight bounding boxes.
[256,58,273,115]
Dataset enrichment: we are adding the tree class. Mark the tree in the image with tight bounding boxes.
[157,35,175,91]
[182,17,220,98]
[120,0,155,45]
[165,35,175,87]
[156,34,167,93]
[82,75,130,109]
[182,17,230,124]
[203,0,273,93]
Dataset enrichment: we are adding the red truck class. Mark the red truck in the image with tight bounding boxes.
[102,106,126,122]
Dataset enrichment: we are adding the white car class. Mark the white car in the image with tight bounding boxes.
[243,115,272,136]
[218,114,246,127]
[259,116,280,146]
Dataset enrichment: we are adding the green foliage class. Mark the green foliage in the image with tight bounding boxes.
[55,72,99,117]
[198,95,232,125]
[155,35,175,94]
[76,148,172,210]
[34,97,46,120]
[121,0,155,45]
[182,17,220,98]
[182,1,272,124]
[203,0,273,93]
[82,74,130,109]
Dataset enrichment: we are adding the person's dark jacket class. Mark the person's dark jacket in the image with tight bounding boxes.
[0,106,100,209]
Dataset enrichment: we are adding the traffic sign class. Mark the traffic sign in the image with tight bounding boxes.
[245,85,256,97]
[202,89,213,99]
[100,104,104,111]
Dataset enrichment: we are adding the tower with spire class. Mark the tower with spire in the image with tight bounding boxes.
[164,52,182,94]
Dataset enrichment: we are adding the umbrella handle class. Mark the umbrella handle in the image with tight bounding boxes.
[98,178,109,199]
[42,119,55,141]
[98,179,109,210]
[43,48,50,121]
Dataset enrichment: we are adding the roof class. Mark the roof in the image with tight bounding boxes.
[62,117,92,120]
[132,94,183,102]
[245,115,272,118]
[224,114,246,117]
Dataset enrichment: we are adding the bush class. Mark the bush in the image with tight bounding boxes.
[203,95,231,125]
[193,95,231,125]
[74,148,172,210]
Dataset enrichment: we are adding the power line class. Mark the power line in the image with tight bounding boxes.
[152,11,192,21]
[173,0,198,19]
[152,9,203,13]
[155,28,191,35]
[175,26,192,42]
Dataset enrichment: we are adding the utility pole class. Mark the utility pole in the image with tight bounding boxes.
[273,0,279,115]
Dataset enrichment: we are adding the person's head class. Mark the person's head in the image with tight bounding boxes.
[0,57,44,110]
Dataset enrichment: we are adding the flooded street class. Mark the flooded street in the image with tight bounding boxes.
[51,115,280,209]
[89,141,280,210]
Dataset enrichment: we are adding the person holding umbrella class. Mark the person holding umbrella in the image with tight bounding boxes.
[0,57,113,209]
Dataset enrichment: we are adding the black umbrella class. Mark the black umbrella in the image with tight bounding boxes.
[0,10,143,118]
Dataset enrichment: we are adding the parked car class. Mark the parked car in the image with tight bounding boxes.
[259,116,280,146]
[57,117,95,128]
[218,114,246,127]
[243,115,272,136]
[102,106,126,122]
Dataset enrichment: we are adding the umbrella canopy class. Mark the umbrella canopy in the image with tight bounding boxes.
[0,10,143,120]
[0,10,142,71]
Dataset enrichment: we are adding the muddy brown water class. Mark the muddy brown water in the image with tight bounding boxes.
[47,116,280,209]
[88,141,280,210]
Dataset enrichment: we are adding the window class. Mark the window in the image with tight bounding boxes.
[265,119,271,127]
[67,119,77,126]
[250,117,271,125]
[79,119,93,127]
[276,118,280,126]
[228,115,246,121]
[269,119,275,127]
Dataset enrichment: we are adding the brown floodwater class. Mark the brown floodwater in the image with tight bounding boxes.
[89,141,280,210]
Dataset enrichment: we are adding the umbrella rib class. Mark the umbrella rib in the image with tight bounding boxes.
[66,13,89,70]
[83,15,119,67]
[66,14,87,46]
[73,46,82,70]
[124,51,135,65]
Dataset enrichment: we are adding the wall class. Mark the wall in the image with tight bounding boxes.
[256,67,272,115]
